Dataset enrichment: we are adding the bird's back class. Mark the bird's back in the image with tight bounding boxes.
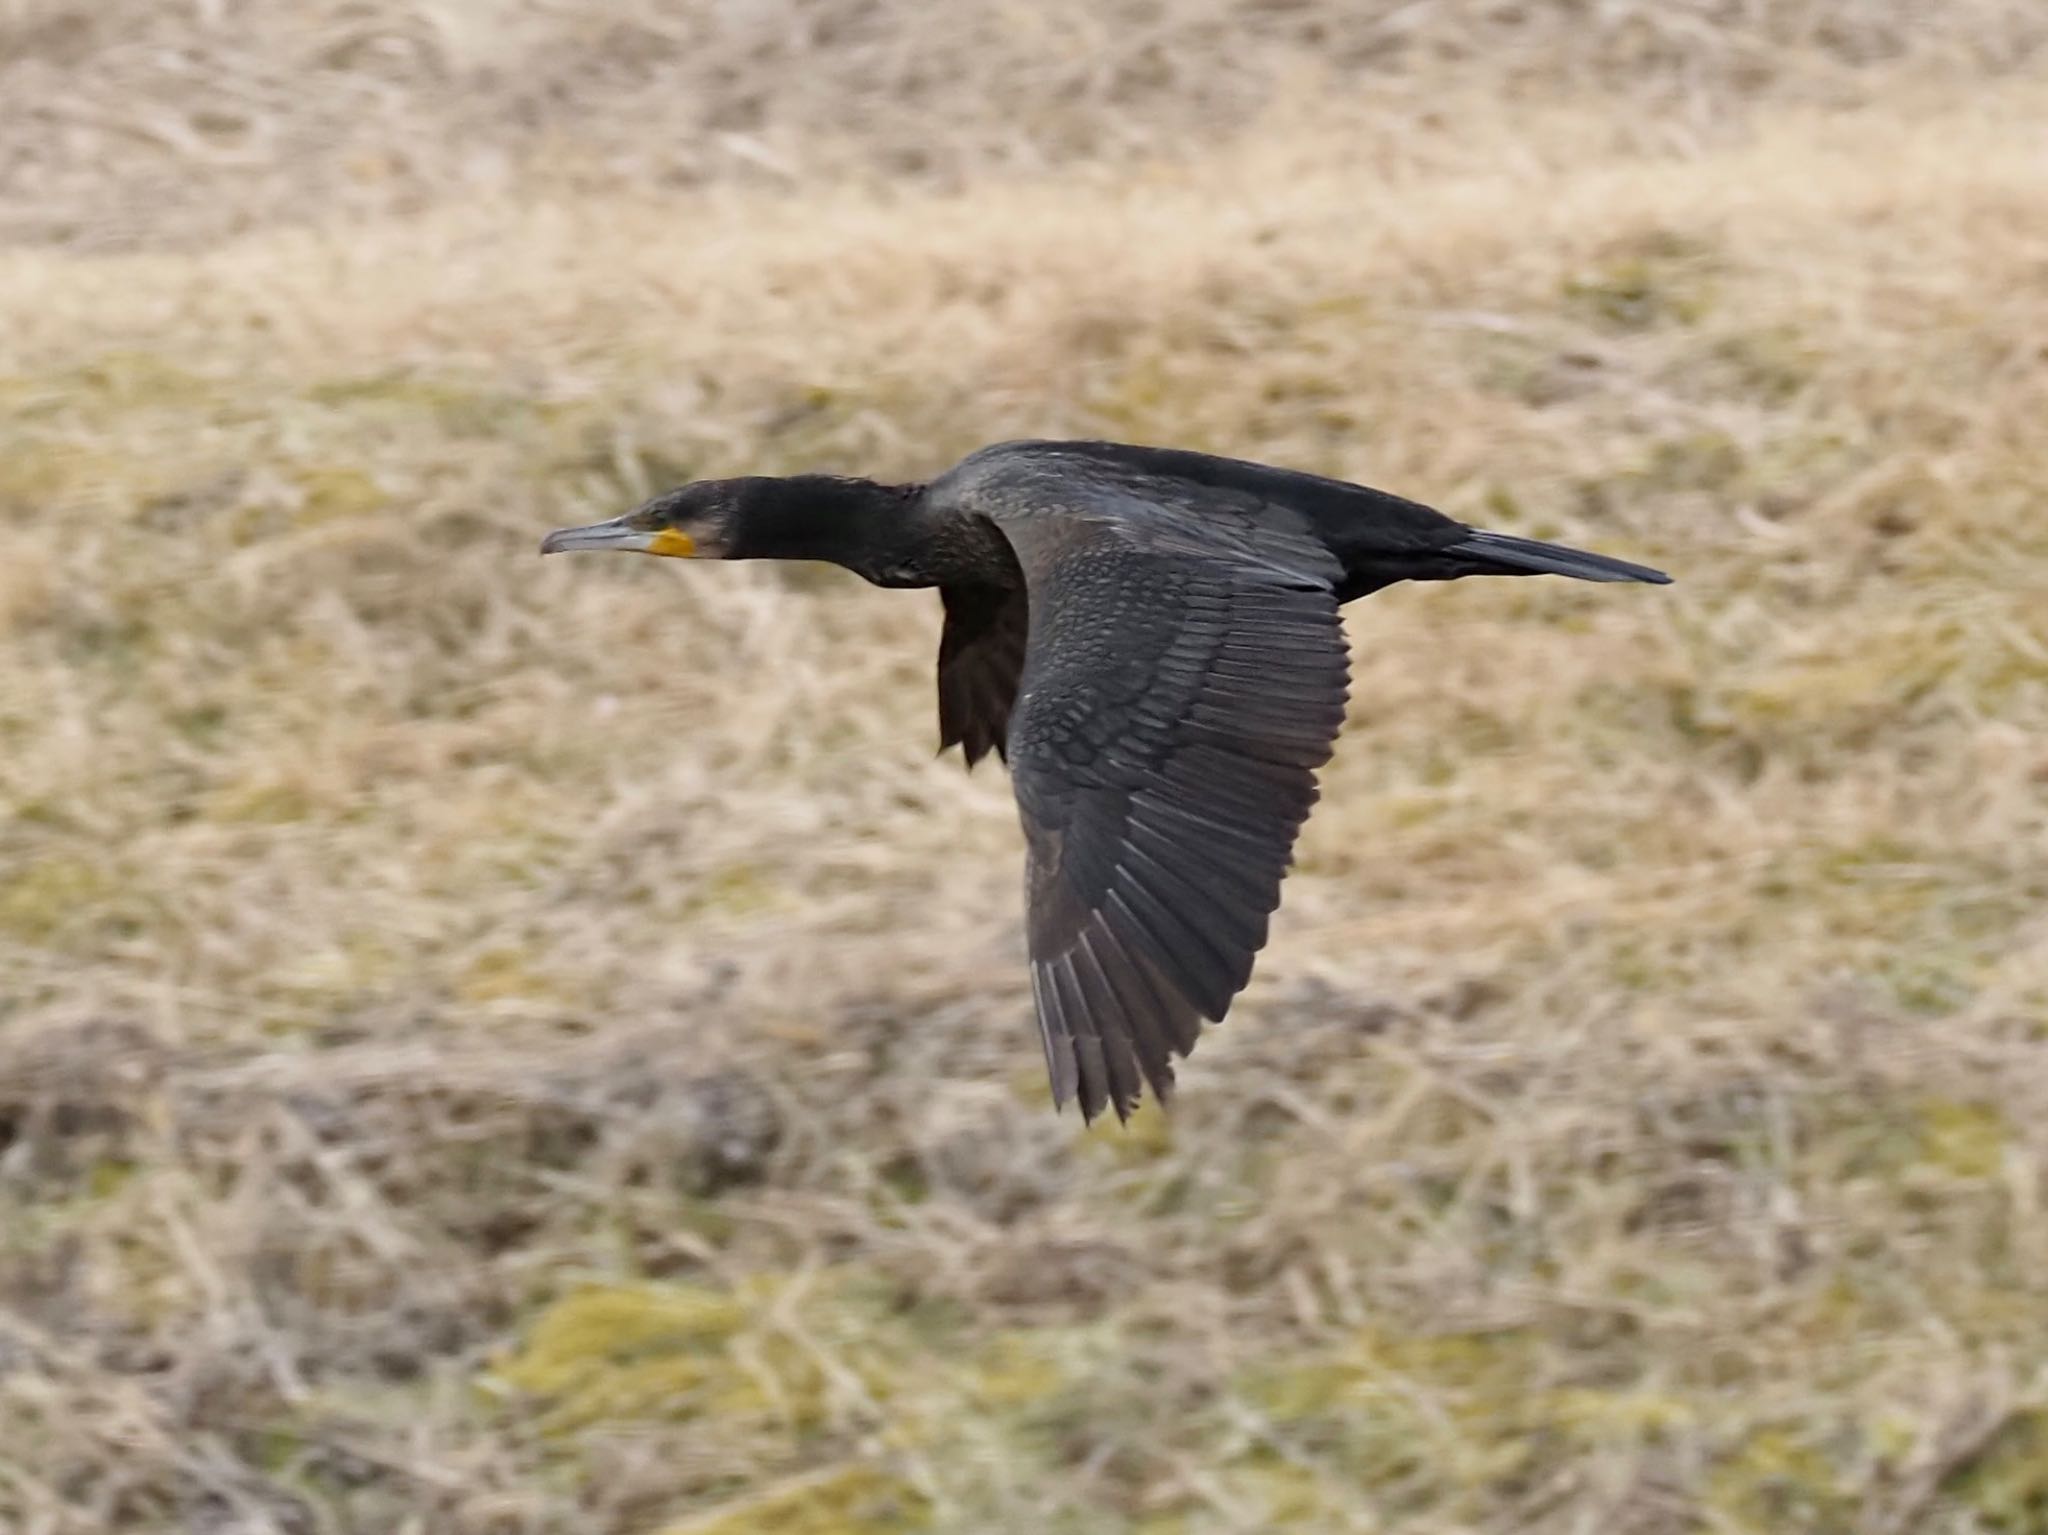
[939,439,1665,599]
[940,438,1461,566]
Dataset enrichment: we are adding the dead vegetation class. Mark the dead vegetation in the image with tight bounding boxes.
[4,0,2048,250]
[2,2,2047,1531]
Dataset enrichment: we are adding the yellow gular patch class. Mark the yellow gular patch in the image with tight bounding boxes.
[647,528,697,558]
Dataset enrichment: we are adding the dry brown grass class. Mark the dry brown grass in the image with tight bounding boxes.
[3,3,2048,1532]
[5,0,2047,250]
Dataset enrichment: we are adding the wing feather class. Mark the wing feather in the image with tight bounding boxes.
[961,487,1347,1119]
[936,584,1027,766]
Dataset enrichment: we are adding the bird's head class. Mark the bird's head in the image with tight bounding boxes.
[540,479,750,561]
[541,474,929,583]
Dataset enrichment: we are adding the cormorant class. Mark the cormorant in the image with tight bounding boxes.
[542,439,1670,1121]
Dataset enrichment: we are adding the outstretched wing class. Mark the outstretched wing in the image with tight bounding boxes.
[936,584,1028,767]
[980,481,1350,1121]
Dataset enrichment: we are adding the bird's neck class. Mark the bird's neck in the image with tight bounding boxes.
[727,476,960,588]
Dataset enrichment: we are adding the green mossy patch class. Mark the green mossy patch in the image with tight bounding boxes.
[0,854,115,941]
[494,1275,915,1436]
[1706,1423,1856,1532]
[655,1464,930,1535]
[1946,1409,2048,1531]
[291,465,389,525]
[1561,231,1720,331]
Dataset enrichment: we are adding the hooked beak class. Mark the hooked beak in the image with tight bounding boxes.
[539,517,697,558]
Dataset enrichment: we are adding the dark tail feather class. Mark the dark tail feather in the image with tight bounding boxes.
[1447,529,1671,585]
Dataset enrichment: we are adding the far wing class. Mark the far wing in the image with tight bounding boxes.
[936,584,1027,767]
[994,510,1349,1120]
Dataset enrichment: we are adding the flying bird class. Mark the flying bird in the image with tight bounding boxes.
[542,439,1669,1121]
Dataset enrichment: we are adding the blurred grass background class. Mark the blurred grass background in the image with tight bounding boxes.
[3,2,2048,1531]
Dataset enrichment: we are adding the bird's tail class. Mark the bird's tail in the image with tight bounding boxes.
[1446,528,1671,585]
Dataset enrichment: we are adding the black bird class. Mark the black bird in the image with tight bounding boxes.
[542,439,1669,1121]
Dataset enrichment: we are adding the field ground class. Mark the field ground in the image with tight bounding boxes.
[2,3,2048,1531]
